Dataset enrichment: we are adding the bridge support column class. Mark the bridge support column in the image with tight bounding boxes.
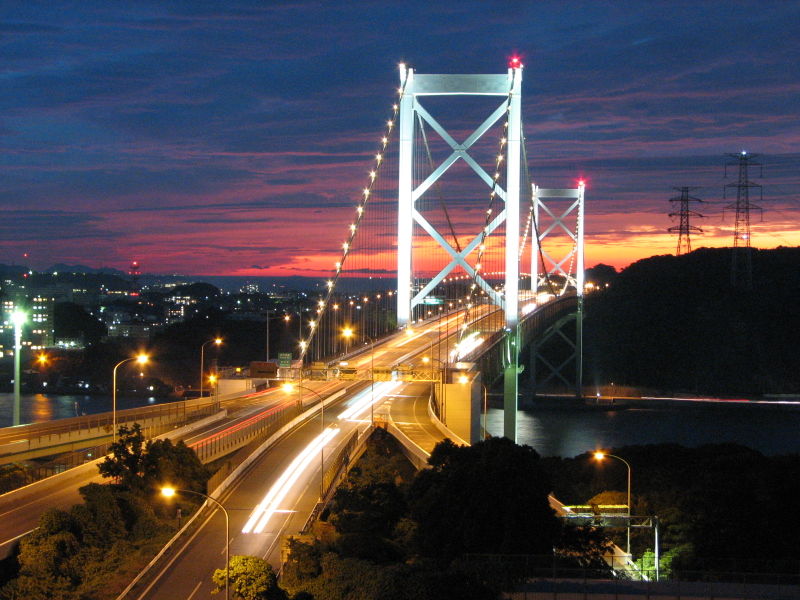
[397,65,414,327]
[503,326,520,442]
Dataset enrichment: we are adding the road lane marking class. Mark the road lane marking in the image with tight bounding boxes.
[186,581,202,600]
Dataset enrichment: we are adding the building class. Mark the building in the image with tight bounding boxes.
[0,293,55,356]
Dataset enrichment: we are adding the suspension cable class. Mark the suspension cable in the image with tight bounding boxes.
[418,114,463,255]
[458,69,518,343]
[299,78,409,364]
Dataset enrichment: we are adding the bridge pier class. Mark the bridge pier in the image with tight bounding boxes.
[503,327,520,442]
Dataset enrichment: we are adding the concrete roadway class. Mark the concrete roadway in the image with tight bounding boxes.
[0,384,318,557]
[2,306,501,593]
[130,311,494,599]
[134,382,406,599]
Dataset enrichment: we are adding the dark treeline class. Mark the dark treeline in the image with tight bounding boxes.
[584,246,800,395]
[281,431,609,600]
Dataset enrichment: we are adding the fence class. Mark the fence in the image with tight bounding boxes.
[204,402,304,492]
[3,401,218,492]
[505,577,800,600]
[462,554,800,599]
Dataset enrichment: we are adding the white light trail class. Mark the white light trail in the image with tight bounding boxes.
[449,331,484,361]
[242,427,340,534]
[337,381,402,421]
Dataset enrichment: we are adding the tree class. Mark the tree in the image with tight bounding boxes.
[281,537,322,588]
[212,555,288,600]
[98,423,147,489]
[98,423,209,493]
[407,437,560,561]
[54,301,107,345]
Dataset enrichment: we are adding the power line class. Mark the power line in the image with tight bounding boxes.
[723,151,763,288]
[668,187,704,255]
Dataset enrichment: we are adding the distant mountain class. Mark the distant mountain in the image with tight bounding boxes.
[44,263,128,277]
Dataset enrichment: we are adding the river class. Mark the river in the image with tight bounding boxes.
[486,397,800,457]
[0,392,171,429]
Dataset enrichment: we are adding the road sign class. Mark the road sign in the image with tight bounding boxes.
[278,353,292,368]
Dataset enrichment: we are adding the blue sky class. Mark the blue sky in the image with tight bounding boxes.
[1,1,798,275]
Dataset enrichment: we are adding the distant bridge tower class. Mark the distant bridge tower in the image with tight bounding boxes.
[396,63,523,330]
[528,182,585,402]
[668,187,704,255]
[128,260,141,292]
[724,151,762,288]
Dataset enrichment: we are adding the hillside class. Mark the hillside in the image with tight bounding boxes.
[583,247,800,395]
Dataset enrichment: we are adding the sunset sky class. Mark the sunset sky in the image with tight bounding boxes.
[1,1,798,278]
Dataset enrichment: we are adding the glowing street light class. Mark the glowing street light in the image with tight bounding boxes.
[594,451,632,556]
[161,487,229,600]
[342,328,375,425]
[281,382,328,498]
[11,310,26,426]
[200,338,223,400]
[112,354,148,442]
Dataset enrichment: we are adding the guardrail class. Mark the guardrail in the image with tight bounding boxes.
[0,396,221,456]
[0,403,219,493]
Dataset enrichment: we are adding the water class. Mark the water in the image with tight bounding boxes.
[486,398,800,457]
[4,393,799,458]
[0,392,167,428]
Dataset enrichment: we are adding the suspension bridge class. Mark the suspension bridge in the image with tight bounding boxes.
[0,62,594,595]
[296,60,586,443]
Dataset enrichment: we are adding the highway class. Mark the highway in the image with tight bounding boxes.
[0,305,504,594]
[131,308,498,599]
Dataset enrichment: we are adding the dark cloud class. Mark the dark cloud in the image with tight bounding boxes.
[0,1,797,274]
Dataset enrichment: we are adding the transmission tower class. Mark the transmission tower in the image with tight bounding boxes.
[724,151,762,288]
[668,187,704,255]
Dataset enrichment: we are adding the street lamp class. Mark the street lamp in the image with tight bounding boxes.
[161,487,229,600]
[342,328,375,425]
[594,451,632,556]
[200,338,223,400]
[282,382,327,499]
[112,354,149,443]
[11,310,26,426]
[341,326,353,354]
[208,374,219,410]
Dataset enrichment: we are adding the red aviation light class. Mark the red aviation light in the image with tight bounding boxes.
[509,56,522,68]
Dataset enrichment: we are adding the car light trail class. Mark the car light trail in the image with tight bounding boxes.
[449,331,484,361]
[337,381,401,421]
[242,427,340,534]
[189,399,293,450]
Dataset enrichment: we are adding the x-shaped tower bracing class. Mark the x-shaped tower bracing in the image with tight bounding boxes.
[397,65,523,329]
[532,184,586,297]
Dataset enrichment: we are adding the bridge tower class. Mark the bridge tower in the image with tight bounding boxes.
[527,183,586,401]
[396,64,523,329]
[396,63,523,440]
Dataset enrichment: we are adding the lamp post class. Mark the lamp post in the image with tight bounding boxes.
[161,487,229,600]
[112,354,148,442]
[282,382,327,499]
[208,374,219,410]
[200,338,222,400]
[11,310,26,426]
[343,328,375,425]
[594,451,632,556]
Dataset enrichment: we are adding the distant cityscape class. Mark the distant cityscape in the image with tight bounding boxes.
[0,261,321,355]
